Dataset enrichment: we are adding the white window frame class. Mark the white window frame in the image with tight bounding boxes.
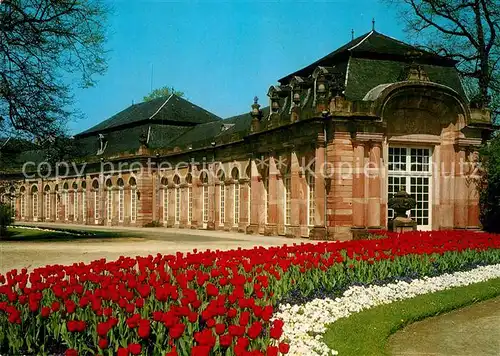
[284,176,291,226]
[387,146,433,230]
[94,190,99,221]
[107,189,112,223]
[82,191,86,222]
[175,186,180,224]
[64,191,69,221]
[233,183,239,226]
[45,191,50,220]
[202,185,209,224]
[131,187,137,223]
[219,183,225,225]
[188,186,193,224]
[32,190,38,220]
[73,190,78,221]
[118,187,124,222]
[307,174,315,226]
[163,188,168,224]
[20,191,26,219]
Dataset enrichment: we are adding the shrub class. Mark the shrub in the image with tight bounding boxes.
[0,203,13,238]
[143,220,162,227]
[479,135,500,232]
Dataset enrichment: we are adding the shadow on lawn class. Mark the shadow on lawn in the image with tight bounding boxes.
[1,227,130,242]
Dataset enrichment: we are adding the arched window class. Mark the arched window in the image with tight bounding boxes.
[186,173,193,224]
[92,180,99,221]
[44,185,51,220]
[129,177,137,223]
[161,177,168,223]
[63,183,69,221]
[54,185,59,220]
[20,186,26,219]
[81,182,87,222]
[231,167,240,225]
[201,172,209,223]
[218,170,225,225]
[106,179,113,222]
[72,182,78,221]
[117,178,124,222]
[307,171,315,226]
[9,187,15,218]
[173,175,181,224]
[32,185,39,220]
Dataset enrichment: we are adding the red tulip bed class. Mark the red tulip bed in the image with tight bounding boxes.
[1,231,500,356]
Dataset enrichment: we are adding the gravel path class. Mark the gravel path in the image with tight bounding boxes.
[388,296,500,356]
[0,223,304,274]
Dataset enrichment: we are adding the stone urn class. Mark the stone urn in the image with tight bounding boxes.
[388,190,417,232]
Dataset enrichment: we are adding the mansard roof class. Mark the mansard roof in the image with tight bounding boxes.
[279,30,457,84]
[76,94,222,137]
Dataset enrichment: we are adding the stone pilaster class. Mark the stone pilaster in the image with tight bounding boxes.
[310,138,327,240]
[246,160,261,234]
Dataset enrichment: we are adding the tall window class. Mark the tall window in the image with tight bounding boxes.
[117,178,124,222]
[92,180,99,221]
[63,183,69,221]
[54,185,59,220]
[174,175,181,223]
[32,186,39,220]
[388,147,432,229]
[232,168,240,225]
[73,183,78,221]
[130,178,137,223]
[9,187,15,218]
[218,171,225,225]
[307,173,315,226]
[81,182,87,222]
[284,176,291,226]
[44,185,50,220]
[186,174,193,224]
[161,178,168,223]
[20,187,26,219]
[106,179,112,222]
[202,172,209,223]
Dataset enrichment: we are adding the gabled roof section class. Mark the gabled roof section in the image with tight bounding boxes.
[279,31,456,84]
[76,94,222,137]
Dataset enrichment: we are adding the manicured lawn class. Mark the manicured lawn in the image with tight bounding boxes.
[323,277,500,356]
[3,227,125,241]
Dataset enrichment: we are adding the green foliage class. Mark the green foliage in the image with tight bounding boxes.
[0,203,13,238]
[323,277,500,356]
[143,86,185,102]
[480,135,500,232]
[143,220,162,227]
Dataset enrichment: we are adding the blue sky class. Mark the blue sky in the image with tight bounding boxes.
[70,0,405,135]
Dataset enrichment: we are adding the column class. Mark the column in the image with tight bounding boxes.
[367,142,382,228]
[352,142,366,228]
[310,140,327,239]
[246,160,261,234]
[288,152,301,237]
[467,146,481,228]
[239,178,250,232]
[265,156,278,235]
[454,146,467,228]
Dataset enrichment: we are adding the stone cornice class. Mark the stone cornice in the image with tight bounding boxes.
[354,132,384,143]
[456,137,482,149]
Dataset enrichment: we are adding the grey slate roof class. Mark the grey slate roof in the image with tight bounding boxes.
[76,95,222,137]
[279,31,456,84]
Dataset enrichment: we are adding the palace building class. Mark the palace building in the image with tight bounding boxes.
[0,31,493,240]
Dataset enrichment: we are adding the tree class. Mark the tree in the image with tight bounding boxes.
[143,86,185,102]
[0,0,108,139]
[386,0,499,116]
[0,203,13,238]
